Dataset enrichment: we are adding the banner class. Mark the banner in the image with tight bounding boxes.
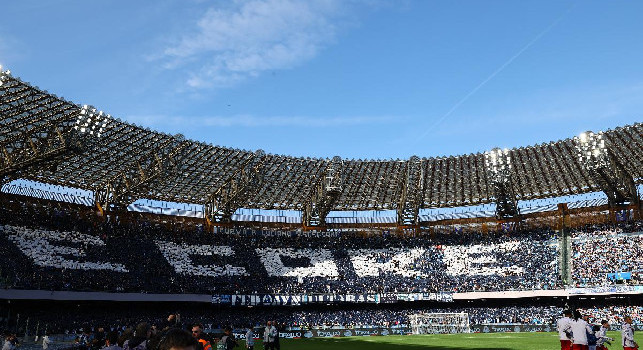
[227,328,411,339]
[283,328,412,338]
[471,324,643,333]
[230,294,304,306]
[380,293,398,303]
[211,295,231,305]
[567,285,640,295]
[218,293,453,305]
[607,272,632,280]
[472,324,554,333]
[307,294,379,304]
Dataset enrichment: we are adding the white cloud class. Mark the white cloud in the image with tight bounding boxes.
[161,0,348,88]
[126,114,399,128]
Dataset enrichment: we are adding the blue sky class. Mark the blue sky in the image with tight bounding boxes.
[1,0,641,160]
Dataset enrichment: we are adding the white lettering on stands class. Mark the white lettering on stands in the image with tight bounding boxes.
[256,248,339,278]
[155,241,247,277]
[2,225,128,272]
[348,248,427,277]
[317,331,341,338]
[442,241,524,276]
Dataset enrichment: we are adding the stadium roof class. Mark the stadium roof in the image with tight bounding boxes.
[1,68,641,225]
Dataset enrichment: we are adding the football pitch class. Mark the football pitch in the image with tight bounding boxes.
[260,331,640,349]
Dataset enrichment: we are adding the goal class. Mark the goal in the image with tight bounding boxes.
[408,312,470,334]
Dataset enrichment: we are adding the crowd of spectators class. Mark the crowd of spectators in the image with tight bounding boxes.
[0,197,564,295]
[571,221,643,287]
[1,195,641,296]
[578,305,643,325]
[285,305,564,327]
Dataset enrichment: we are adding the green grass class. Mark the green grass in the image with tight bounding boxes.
[250,331,640,350]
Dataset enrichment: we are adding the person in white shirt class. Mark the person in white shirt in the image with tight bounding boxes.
[263,321,273,350]
[563,310,593,350]
[622,316,638,350]
[557,310,574,350]
[595,320,613,350]
[42,333,51,350]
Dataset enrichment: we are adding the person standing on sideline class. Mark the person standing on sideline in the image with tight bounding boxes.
[244,325,254,350]
[263,321,273,350]
[558,310,574,350]
[218,327,237,350]
[42,332,51,350]
[272,321,280,350]
[622,316,639,350]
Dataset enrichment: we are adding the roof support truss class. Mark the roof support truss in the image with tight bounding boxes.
[397,156,424,226]
[303,156,343,228]
[485,148,520,219]
[204,150,266,224]
[94,135,189,211]
[0,101,98,179]
[575,131,640,208]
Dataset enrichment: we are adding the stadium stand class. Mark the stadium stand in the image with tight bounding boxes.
[1,301,641,335]
[0,199,562,294]
[571,222,643,287]
[1,68,642,343]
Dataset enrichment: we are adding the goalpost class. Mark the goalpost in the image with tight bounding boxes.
[408,313,470,334]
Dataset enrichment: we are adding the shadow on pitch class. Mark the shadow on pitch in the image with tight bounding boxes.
[255,337,514,350]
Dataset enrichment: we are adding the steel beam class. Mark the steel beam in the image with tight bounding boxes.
[94,134,189,211]
[575,131,640,208]
[485,148,520,219]
[397,155,424,226]
[204,150,266,224]
[302,156,343,228]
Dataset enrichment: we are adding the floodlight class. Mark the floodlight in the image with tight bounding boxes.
[484,147,512,184]
[575,131,608,170]
[75,105,111,138]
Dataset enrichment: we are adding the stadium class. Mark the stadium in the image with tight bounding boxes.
[1,2,643,350]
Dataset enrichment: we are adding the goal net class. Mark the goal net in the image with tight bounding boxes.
[408,312,470,334]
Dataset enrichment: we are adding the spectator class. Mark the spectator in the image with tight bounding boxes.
[158,329,199,350]
[191,324,211,350]
[102,331,122,350]
[123,323,151,350]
